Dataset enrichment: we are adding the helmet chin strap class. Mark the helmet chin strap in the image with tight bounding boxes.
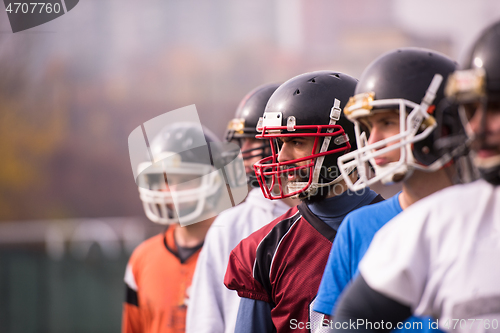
[378,139,415,184]
[287,170,349,198]
[374,162,410,184]
[287,99,350,197]
[474,154,500,186]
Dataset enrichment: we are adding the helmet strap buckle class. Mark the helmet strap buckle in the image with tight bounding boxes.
[312,99,342,185]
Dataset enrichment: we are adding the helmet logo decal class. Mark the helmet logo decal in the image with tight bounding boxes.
[227,118,246,133]
[344,92,375,115]
[445,68,486,103]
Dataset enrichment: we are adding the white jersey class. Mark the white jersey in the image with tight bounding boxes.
[185,188,289,333]
[359,180,500,333]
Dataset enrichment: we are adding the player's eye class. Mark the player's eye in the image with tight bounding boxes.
[358,119,372,136]
[275,139,283,149]
[383,120,397,127]
[487,100,500,113]
[462,102,480,120]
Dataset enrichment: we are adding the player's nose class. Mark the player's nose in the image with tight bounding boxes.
[159,180,173,192]
[367,125,383,146]
[467,106,484,136]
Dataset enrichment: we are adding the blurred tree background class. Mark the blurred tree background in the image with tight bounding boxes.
[0,0,499,332]
[0,0,474,221]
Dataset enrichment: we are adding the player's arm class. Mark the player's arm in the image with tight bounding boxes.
[122,264,142,333]
[225,237,276,332]
[234,297,276,333]
[333,274,412,333]
[122,302,142,333]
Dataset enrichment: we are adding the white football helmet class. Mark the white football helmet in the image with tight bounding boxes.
[137,123,223,225]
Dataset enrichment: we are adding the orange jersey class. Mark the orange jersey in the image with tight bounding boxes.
[122,225,201,333]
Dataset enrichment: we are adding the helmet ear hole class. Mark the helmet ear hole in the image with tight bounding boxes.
[414,129,440,166]
[433,100,470,159]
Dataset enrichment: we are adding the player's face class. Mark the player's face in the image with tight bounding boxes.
[158,173,202,218]
[241,137,265,174]
[465,101,500,159]
[362,110,401,166]
[277,136,317,183]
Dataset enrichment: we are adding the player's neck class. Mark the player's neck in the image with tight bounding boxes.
[399,167,453,210]
[280,196,300,207]
[324,172,356,199]
[173,216,215,248]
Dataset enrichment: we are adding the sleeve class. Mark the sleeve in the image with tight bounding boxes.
[314,218,354,315]
[224,240,270,302]
[358,206,430,310]
[186,227,228,333]
[234,298,276,333]
[333,274,412,333]
[122,263,142,333]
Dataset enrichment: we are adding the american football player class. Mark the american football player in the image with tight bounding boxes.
[224,71,384,333]
[122,122,223,333]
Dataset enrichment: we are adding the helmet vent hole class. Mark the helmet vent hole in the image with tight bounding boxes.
[294,89,300,95]
[330,73,340,79]
[308,78,316,83]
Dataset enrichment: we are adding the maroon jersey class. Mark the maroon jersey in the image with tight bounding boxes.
[224,202,339,332]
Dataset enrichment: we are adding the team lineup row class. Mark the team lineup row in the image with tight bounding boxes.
[122,20,500,333]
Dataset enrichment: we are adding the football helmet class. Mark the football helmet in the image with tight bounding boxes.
[445,21,500,185]
[225,83,280,188]
[253,71,357,199]
[137,122,223,224]
[338,47,459,191]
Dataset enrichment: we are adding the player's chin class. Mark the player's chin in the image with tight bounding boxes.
[474,150,500,169]
[476,149,500,159]
[281,176,307,191]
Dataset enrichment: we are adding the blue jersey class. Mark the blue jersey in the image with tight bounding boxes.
[314,193,441,333]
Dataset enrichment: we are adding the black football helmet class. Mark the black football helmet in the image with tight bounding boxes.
[253,71,358,200]
[225,83,280,188]
[338,47,460,190]
[445,21,500,185]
